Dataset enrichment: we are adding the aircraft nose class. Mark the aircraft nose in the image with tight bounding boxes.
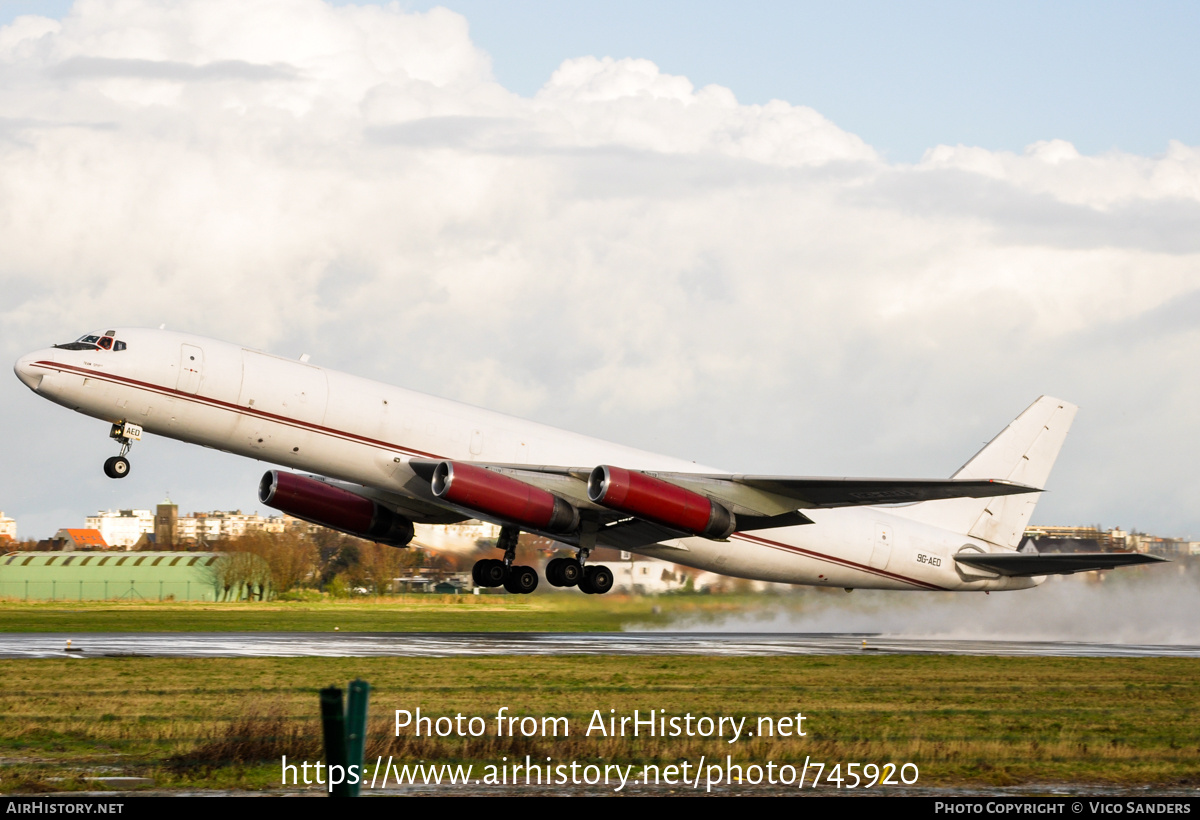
[14,352,43,390]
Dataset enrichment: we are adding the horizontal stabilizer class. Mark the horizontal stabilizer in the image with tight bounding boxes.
[954,552,1168,577]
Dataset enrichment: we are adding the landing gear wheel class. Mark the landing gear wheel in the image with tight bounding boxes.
[475,558,506,588]
[581,565,613,595]
[503,565,538,595]
[103,456,130,479]
[558,558,582,587]
[546,557,581,588]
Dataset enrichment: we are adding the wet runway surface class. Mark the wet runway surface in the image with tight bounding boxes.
[4,631,1200,659]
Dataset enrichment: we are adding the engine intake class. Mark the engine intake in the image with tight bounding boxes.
[258,470,414,547]
[431,461,579,533]
[588,465,736,539]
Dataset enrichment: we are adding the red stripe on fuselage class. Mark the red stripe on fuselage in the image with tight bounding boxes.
[731,531,948,590]
[34,360,442,460]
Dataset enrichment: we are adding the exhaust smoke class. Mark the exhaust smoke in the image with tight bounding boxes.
[632,567,1200,645]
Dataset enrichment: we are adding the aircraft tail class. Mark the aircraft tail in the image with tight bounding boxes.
[891,396,1078,548]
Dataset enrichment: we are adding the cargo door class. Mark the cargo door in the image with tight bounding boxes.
[869,523,893,570]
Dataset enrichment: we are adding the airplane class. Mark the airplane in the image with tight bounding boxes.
[14,327,1165,595]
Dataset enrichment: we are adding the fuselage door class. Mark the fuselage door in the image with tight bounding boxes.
[177,344,204,395]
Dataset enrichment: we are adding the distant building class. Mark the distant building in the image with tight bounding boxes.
[0,551,265,601]
[154,498,178,548]
[1023,525,1115,553]
[0,512,16,542]
[412,521,500,556]
[174,509,289,545]
[1024,525,1193,557]
[43,529,108,551]
[85,509,154,549]
[599,555,690,594]
[1126,533,1192,556]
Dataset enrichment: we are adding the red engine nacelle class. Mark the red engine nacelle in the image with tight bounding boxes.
[431,461,579,533]
[259,470,414,547]
[587,465,736,539]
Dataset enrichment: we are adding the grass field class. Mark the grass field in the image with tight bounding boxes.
[2,597,1197,794]
[0,594,785,633]
[1,654,1197,793]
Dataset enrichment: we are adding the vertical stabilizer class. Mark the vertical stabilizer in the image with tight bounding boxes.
[891,396,1078,548]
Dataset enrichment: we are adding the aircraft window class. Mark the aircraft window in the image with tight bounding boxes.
[97,337,113,351]
[114,341,127,352]
[54,334,102,351]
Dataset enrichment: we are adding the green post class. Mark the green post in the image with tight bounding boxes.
[320,686,349,797]
[345,679,370,797]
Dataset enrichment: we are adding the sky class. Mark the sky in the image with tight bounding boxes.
[0,0,1196,541]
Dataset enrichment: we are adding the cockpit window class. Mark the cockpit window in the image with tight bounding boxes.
[53,333,128,352]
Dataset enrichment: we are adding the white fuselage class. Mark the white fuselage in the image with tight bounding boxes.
[15,328,1037,592]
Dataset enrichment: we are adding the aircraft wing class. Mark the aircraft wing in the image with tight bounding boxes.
[666,474,1039,512]
[408,459,1037,524]
[954,552,1168,577]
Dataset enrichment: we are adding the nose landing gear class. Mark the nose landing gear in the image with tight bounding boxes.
[103,455,131,479]
[104,421,141,479]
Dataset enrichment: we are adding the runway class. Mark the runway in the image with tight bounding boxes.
[3,632,1199,659]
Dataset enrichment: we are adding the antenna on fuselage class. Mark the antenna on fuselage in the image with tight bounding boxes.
[158,324,166,330]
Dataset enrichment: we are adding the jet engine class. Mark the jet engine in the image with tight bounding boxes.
[258,470,414,547]
[431,461,579,533]
[588,465,736,539]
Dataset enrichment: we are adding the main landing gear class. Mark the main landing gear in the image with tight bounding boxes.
[472,526,539,595]
[546,553,614,595]
[103,421,142,479]
[470,525,615,595]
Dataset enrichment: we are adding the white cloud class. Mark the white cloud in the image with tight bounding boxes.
[0,0,1197,538]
